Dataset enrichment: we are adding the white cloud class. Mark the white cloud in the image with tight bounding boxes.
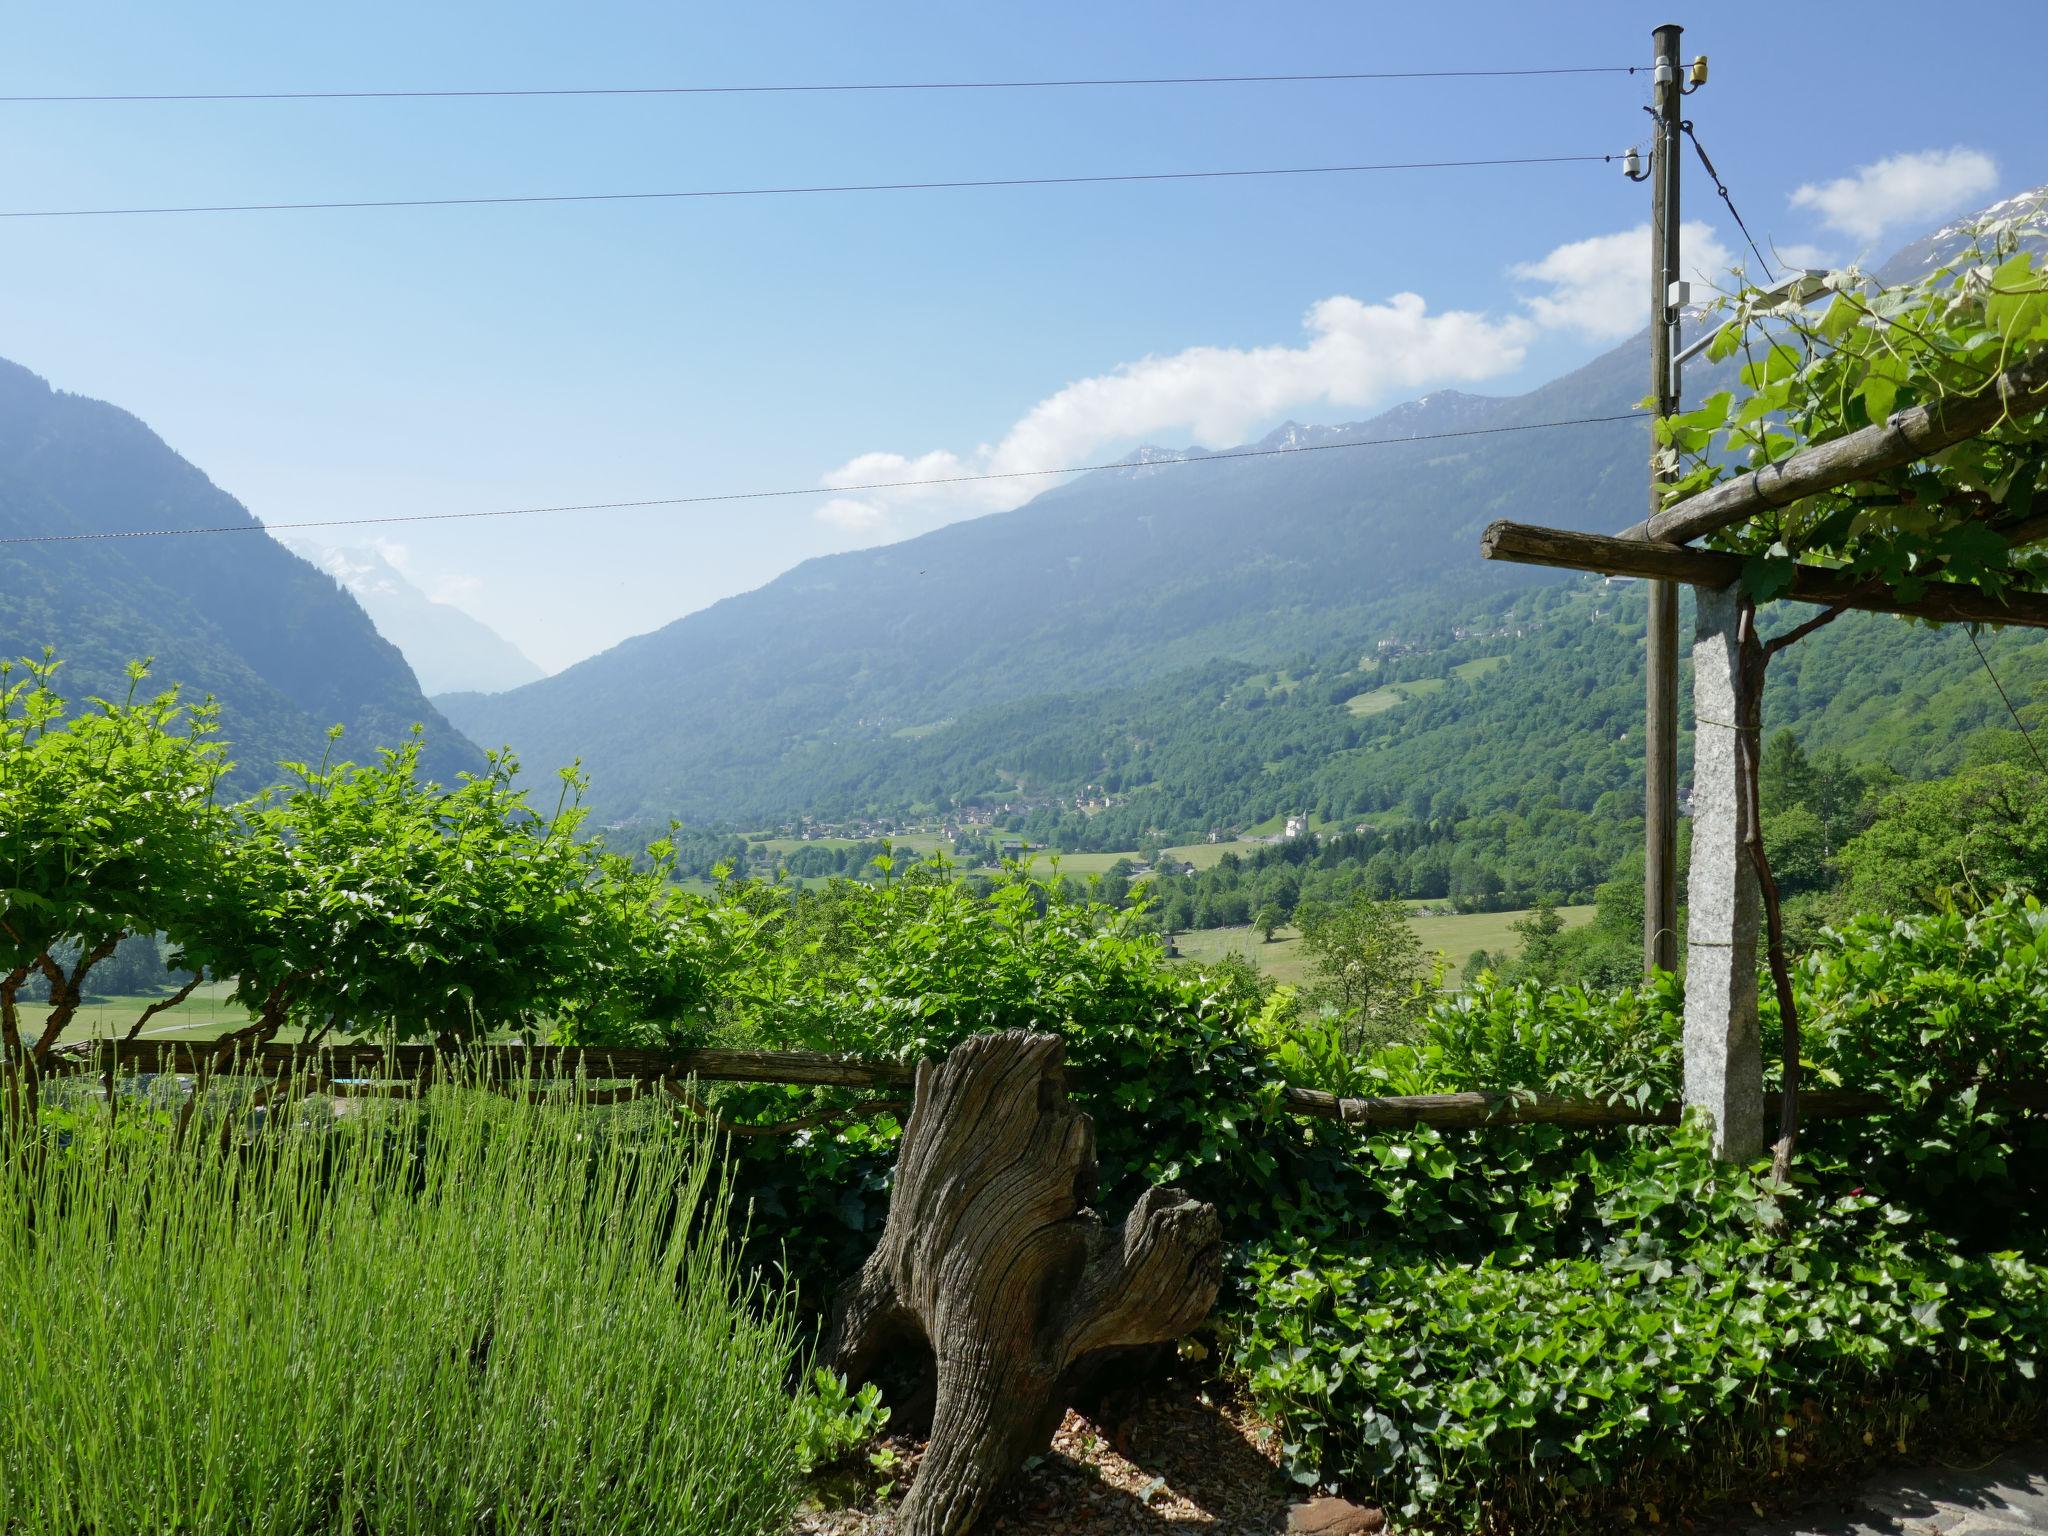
[813,219,1740,533]
[1791,148,1997,243]
[814,497,892,534]
[1511,222,1735,342]
[818,291,1542,525]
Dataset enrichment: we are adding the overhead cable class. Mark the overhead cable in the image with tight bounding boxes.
[0,412,1650,545]
[0,153,1614,220]
[0,66,1637,105]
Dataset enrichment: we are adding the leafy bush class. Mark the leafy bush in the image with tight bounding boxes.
[0,1083,814,1536]
[1240,1129,2045,1529]
[184,734,707,1042]
[1230,896,2048,1528]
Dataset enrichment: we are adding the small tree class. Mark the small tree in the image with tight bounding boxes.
[1254,903,1284,943]
[181,734,705,1047]
[0,656,230,1118]
[1295,893,1429,1051]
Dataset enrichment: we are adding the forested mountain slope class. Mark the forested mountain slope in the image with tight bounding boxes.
[440,190,2048,828]
[0,359,481,784]
[445,340,1652,822]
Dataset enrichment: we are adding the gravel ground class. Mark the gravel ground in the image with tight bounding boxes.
[792,1385,2048,1536]
[792,1383,1299,1535]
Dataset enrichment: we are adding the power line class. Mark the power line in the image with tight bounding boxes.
[1967,626,2048,774]
[1678,119,1774,281]
[0,411,1649,545]
[0,153,1614,220]
[0,66,1636,105]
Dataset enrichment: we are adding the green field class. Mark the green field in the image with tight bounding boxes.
[18,979,259,1047]
[1453,654,1509,681]
[1167,903,1595,989]
[1343,675,1446,717]
[1342,656,1505,718]
[752,832,951,857]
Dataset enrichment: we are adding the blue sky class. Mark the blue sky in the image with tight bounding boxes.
[4,3,2044,671]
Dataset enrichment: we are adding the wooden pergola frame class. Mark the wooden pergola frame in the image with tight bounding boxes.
[1483,358,2048,1163]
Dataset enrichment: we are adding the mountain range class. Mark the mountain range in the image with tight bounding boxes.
[435,189,2048,831]
[5,190,2042,835]
[439,337,1653,824]
[0,358,480,785]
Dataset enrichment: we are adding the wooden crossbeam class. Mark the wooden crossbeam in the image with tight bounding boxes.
[71,1039,921,1089]
[1615,359,2048,546]
[1482,519,2048,629]
[36,1035,2048,1133]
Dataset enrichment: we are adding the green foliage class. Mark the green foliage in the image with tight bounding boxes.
[3,658,714,1054]
[1835,756,2048,913]
[177,735,707,1042]
[1294,892,1431,1050]
[1488,861,1644,992]
[1229,897,2048,1527]
[1242,1145,2044,1528]
[0,1082,811,1536]
[1663,197,2048,601]
[0,655,230,1062]
[1799,897,2048,1229]
[796,1370,893,1473]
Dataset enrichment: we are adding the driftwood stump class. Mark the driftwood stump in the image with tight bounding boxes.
[826,1030,1221,1536]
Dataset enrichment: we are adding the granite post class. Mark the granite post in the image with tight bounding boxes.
[1682,582,1764,1160]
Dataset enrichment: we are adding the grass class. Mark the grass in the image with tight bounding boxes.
[1168,904,1596,989]
[1341,658,1504,718]
[1453,654,1509,681]
[0,1080,811,1536]
[19,978,259,1047]
[1343,676,1446,717]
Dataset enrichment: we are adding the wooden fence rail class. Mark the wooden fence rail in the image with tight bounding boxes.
[24,1036,2047,1135]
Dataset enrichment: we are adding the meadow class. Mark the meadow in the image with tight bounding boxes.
[1168,903,1596,987]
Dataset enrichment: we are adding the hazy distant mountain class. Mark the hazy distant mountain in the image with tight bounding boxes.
[0,358,481,785]
[295,543,543,697]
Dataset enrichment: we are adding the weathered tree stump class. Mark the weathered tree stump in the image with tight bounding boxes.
[826,1030,1221,1536]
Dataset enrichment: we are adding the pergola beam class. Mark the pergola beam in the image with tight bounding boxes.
[1614,359,2048,547]
[1482,519,2048,629]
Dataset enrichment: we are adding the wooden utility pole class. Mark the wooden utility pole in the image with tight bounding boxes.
[1643,21,1685,975]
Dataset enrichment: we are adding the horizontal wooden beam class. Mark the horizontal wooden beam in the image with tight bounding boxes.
[1286,1083,2048,1128]
[68,1039,921,1090]
[39,1036,2048,1133]
[1616,359,2048,545]
[1482,519,2048,629]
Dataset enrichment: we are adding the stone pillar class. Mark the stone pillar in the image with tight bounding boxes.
[1682,582,1764,1161]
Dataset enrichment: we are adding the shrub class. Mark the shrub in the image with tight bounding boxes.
[1229,896,2048,1528]
[0,1082,813,1536]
